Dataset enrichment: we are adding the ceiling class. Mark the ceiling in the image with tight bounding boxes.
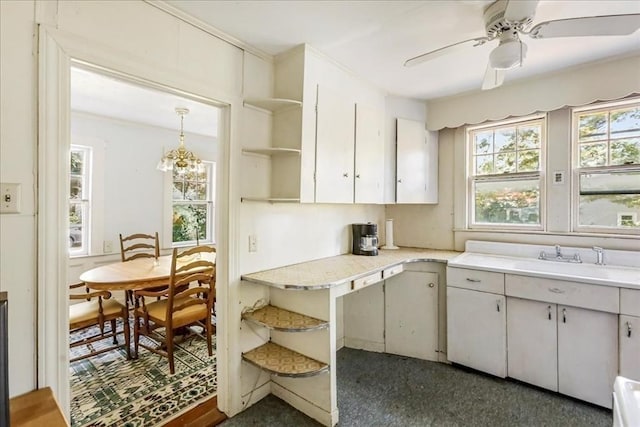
[165,0,640,100]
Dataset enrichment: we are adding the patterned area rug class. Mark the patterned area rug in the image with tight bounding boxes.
[69,323,217,427]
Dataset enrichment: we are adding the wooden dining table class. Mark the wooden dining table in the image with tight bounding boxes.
[79,252,216,292]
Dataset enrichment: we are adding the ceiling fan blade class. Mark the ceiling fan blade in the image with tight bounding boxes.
[404,37,490,67]
[504,0,539,23]
[482,63,506,90]
[529,14,640,39]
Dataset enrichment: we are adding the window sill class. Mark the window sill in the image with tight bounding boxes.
[454,228,640,240]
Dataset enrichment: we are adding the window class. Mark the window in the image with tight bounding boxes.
[467,116,545,229]
[573,100,640,233]
[171,162,215,245]
[69,145,92,255]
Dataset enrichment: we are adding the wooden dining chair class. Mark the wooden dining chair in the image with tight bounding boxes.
[69,282,131,362]
[133,245,215,374]
[119,232,163,306]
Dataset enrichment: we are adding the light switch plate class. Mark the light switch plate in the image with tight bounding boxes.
[0,183,21,214]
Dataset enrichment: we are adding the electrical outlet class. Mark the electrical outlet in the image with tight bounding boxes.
[248,234,258,252]
[103,240,114,253]
[0,183,21,214]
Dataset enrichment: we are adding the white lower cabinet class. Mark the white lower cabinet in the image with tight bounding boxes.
[385,271,438,361]
[619,314,640,381]
[447,286,506,377]
[507,296,618,409]
[557,305,618,408]
[506,297,558,391]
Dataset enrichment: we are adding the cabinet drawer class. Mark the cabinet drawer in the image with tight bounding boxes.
[352,271,382,291]
[383,264,403,279]
[621,288,640,317]
[505,274,619,313]
[447,267,504,294]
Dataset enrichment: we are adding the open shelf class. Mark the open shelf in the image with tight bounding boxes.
[242,342,329,377]
[242,147,301,157]
[242,305,329,332]
[243,98,302,112]
[241,197,300,203]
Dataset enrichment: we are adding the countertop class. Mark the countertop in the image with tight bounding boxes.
[241,248,461,289]
[449,252,640,289]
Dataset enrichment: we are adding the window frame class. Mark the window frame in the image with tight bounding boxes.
[571,98,640,235]
[164,160,216,248]
[69,145,92,257]
[466,114,547,231]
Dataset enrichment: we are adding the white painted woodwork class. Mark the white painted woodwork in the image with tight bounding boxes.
[314,85,355,203]
[354,104,384,204]
[506,297,558,391]
[446,286,507,377]
[446,267,504,294]
[557,305,618,408]
[382,264,403,279]
[621,288,640,317]
[396,118,438,204]
[385,271,439,361]
[505,274,619,314]
[620,315,640,382]
[243,98,302,112]
[351,271,383,291]
[343,282,385,352]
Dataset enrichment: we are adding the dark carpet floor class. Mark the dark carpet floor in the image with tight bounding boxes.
[221,347,612,426]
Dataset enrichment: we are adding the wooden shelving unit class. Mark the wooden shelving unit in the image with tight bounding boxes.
[242,305,329,332]
[242,342,329,378]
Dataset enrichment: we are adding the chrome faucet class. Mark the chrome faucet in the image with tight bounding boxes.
[555,245,562,258]
[592,246,605,265]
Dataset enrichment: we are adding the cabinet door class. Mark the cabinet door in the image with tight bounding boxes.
[620,315,640,381]
[447,286,506,377]
[507,298,558,391]
[385,272,438,361]
[558,305,618,408]
[396,118,438,204]
[343,281,385,352]
[354,104,384,204]
[315,85,355,203]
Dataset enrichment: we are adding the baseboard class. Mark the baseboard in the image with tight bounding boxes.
[343,337,385,353]
[271,382,338,427]
[239,380,270,411]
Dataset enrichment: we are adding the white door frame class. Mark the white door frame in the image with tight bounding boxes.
[37,25,236,417]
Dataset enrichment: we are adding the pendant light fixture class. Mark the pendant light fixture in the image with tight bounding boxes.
[157,107,202,173]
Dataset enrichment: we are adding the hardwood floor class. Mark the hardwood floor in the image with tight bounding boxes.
[163,395,227,427]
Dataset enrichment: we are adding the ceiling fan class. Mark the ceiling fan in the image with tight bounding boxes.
[404,0,640,90]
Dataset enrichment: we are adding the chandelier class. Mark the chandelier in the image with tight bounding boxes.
[157,107,202,173]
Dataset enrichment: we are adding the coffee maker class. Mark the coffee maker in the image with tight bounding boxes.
[352,223,379,256]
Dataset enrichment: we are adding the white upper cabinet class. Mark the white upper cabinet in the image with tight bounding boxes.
[354,104,384,204]
[314,85,356,203]
[396,118,438,204]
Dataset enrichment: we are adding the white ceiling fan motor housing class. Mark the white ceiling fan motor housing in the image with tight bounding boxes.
[484,0,534,37]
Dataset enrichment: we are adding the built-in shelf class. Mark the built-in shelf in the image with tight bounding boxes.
[241,197,300,203]
[243,98,302,112]
[242,305,329,332]
[242,147,301,157]
[242,342,329,377]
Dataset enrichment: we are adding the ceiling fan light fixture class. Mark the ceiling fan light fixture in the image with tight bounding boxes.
[489,39,527,70]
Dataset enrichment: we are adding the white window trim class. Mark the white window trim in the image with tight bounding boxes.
[571,98,640,235]
[69,145,92,257]
[466,114,546,231]
[163,161,216,248]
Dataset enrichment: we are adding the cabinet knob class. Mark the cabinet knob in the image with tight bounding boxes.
[428,283,434,288]
[562,308,567,323]
[627,321,632,338]
[397,179,402,183]
[547,305,552,320]
[343,172,349,178]
[356,174,361,179]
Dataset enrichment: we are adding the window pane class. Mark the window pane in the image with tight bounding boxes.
[610,138,640,166]
[580,170,640,194]
[172,181,184,199]
[474,131,493,154]
[69,203,85,248]
[578,112,608,143]
[70,176,83,199]
[173,204,208,243]
[494,128,516,152]
[474,179,540,225]
[579,194,640,229]
[610,107,640,139]
[70,150,84,174]
[495,152,516,173]
[184,182,200,200]
[517,149,539,172]
[517,125,541,150]
[475,155,494,175]
[196,183,207,200]
[579,142,607,167]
